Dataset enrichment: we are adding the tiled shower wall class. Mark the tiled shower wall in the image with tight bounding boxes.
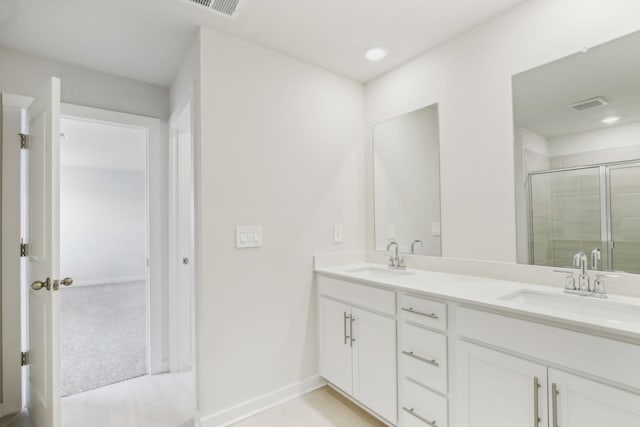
[610,166,640,274]
[548,168,601,268]
[531,162,640,273]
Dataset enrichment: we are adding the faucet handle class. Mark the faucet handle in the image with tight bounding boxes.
[592,273,618,298]
[388,256,396,268]
[553,269,576,290]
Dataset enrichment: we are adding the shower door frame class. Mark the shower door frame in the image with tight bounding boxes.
[527,159,640,271]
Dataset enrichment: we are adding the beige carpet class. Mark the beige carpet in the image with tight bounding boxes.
[60,281,147,396]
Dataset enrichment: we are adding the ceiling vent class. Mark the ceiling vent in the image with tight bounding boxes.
[185,0,245,18]
[569,97,609,112]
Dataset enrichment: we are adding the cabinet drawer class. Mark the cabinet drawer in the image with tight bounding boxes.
[401,324,447,393]
[400,294,447,331]
[318,275,395,315]
[401,379,448,427]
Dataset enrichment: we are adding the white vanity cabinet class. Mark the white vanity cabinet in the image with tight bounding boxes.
[318,276,398,424]
[398,294,449,427]
[549,369,640,427]
[456,342,548,427]
[455,307,640,427]
[457,342,640,427]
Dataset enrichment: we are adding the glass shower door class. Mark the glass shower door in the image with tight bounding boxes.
[529,167,603,268]
[608,163,640,273]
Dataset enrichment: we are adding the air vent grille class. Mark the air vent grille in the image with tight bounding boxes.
[212,0,240,16]
[185,0,243,17]
[569,97,609,112]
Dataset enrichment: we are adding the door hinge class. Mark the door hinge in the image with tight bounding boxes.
[20,133,29,150]
[21,351,30,366]
[20,241,29,257]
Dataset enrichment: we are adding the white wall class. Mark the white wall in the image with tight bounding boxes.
[549,121,640,156]
[196,27,365,424]
[373,105,441,255]
[365,0,640,262]
[0,46,169,120]
[60,167,146,285]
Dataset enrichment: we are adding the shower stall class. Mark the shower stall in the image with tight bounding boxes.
[528,161,640,273]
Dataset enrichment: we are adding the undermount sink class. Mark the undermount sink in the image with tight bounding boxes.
[344,266,414,279]
[499,290,640,326]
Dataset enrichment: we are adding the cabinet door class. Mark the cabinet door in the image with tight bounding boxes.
[549,369,640,427]
[352,307,397,424]
[318,297,353,394]
[456,342,547,427]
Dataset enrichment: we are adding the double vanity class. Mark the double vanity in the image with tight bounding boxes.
[316,263,640,427]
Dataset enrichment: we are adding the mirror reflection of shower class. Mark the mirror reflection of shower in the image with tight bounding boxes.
[528,162,640,273]
[513,30,640,274]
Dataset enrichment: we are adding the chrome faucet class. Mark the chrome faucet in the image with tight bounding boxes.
[591,248,601,270]
[386,241,406,270]
[411,240,423,255]
[554,250,616,298]
[573,251,589,292]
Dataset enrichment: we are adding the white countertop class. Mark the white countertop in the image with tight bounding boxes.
[315,263,640,343]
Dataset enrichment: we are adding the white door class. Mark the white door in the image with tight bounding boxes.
[25,77,62,427]
[351,307,397,424]
[169,100,195,372]
[456,342,547,427]
[318,297,352,394]
[549,369,640,427]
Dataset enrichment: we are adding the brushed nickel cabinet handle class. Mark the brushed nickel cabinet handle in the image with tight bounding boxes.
[552,382,559,427]
[533,376,541,426]
[401,307,439,319]
[343,312,349,345]
[402,350,439,367]
[350,316,356,347]
[402,406,437,427]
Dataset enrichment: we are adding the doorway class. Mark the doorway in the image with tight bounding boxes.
[2,90,197,426]
[58,117,149,396]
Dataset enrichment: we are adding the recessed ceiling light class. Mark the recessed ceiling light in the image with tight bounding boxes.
[365,48,387,62]
[602,116,620,124]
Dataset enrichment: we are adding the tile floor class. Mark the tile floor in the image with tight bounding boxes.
[0,381,382,427]
[62,371,195,427]
[0,411,35,427]
[230,386,386,427]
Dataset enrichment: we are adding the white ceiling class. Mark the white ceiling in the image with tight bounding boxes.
[513,30,640,139]
[60,118,147,172]
[0,0,526,87]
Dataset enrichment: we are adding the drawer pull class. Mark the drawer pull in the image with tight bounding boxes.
[402,406,438,427]
[402,350,439,367]
[402,307,439,320]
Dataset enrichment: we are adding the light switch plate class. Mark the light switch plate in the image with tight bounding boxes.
[236,225,263,248]
[333,224,343,243]
[387,224,395,240]
[431,222,441,237]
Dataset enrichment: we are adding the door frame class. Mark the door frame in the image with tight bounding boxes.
[60,103,167,374]
[1,93,33,416]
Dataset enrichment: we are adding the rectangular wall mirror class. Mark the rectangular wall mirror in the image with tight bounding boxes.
[373,104,442,256]
[513,30,640,273]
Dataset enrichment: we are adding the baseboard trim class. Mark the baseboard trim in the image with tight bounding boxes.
[200,375,327,427]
